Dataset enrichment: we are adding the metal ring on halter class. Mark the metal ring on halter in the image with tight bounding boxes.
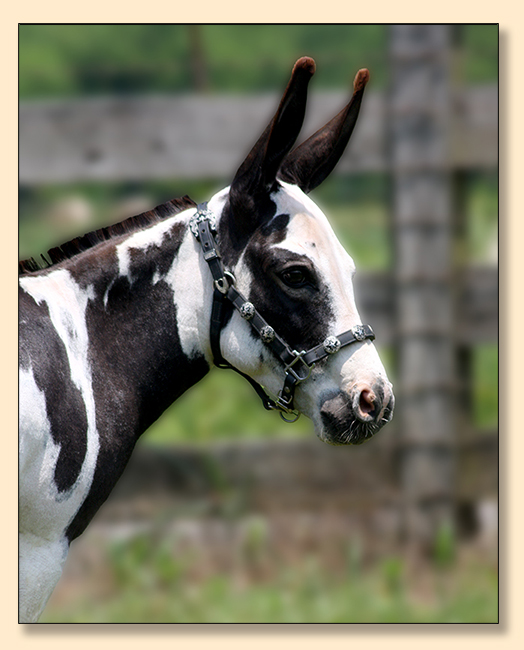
[263,383,301,421]
[279,409,300,423]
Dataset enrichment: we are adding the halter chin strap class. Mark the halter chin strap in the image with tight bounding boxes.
[190,202,376,422]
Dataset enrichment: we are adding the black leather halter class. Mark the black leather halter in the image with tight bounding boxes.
[190,202,376,422]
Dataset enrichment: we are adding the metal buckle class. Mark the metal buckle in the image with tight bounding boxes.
[189,208,217,240]
[284,350,315,384]
[214,271,235,295]
[274,391,301,422]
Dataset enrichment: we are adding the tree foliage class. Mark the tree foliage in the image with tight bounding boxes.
[19,24,497,100]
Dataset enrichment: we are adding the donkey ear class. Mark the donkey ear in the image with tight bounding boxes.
[278,68,369,194]
[229,57,315,229]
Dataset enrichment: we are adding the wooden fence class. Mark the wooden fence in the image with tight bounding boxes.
[19,26,497,545]
[18,94,498,342]
[388,25,497,545]
[19,85,496,185]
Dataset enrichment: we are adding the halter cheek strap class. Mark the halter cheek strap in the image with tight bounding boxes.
[190,202,376,422]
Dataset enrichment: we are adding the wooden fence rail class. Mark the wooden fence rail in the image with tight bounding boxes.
[355,266,497,346]
[19,85,497,185]
[17,84,499,352]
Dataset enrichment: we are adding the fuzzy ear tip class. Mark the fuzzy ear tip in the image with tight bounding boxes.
[354,68,370,92]
[294,56,316,76]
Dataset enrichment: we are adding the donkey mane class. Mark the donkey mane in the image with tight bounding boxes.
[18,194,197,276]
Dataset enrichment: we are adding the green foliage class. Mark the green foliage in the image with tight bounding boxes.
[462,25,499,84]
[141,369,312,445]
[381,556,405,597]
[110,534,186,592]
[346,538,363,578]
[18,179,222,261]
[467,171,498,263]
[474,344,499,430]
[433,522,457,568]
[19,25,193,98]
[242,516,269,564]
[40,532,498,623]
[203,25,387,91]
[19,25,497,100]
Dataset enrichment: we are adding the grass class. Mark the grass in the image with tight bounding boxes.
[40,532,498,623]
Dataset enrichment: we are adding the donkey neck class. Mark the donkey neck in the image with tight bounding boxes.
[19,208,216,542]
[62,210,213,440]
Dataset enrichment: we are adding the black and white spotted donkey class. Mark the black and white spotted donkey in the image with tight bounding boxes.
[19,57,394,622]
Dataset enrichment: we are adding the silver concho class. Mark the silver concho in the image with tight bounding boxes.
[323,335,341,355]
[240,301,255,320]
[260,326,275,344]
[352,325,367,341]
[189,209,217,239]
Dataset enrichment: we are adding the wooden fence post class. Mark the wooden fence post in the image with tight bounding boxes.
[389,25,457,548]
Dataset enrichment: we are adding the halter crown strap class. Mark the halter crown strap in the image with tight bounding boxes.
[190,202,375,421]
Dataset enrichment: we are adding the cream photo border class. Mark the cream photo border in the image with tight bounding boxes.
[4,9,517,649]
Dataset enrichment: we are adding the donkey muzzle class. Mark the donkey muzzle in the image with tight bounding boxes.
[319,382,394,445]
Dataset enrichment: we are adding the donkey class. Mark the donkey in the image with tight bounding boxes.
[19,57,394,622]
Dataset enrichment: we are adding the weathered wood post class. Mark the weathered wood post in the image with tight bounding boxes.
[389,25,457,548]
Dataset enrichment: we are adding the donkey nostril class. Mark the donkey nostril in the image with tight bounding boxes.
[358,389,376,417]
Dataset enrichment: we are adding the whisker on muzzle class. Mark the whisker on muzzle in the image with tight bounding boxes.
[319,385,394,445]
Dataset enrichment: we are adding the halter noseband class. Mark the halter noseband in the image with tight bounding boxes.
[190,203,376,422]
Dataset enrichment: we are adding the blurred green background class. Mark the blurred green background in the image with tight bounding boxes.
[19,24,498,623]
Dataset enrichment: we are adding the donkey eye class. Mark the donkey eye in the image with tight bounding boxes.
[280,267,310,288]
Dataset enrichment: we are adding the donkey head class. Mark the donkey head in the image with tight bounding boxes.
[206,57,394,445]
